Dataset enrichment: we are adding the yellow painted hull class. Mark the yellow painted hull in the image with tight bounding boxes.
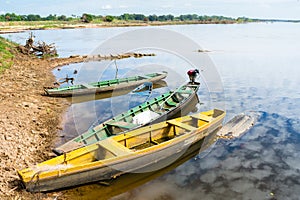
[18,109,225,192]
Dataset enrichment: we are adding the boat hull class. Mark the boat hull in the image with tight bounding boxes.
[53,82,200,155]
[45,72,167,97]
[20,110,225,192]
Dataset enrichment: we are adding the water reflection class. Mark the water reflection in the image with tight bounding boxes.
[57,90,200,146]
[4,23,300,199]
[57,56,205,144]
[107,112,300,200]
[62,126,218,200]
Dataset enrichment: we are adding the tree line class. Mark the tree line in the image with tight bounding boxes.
[0,13,256,23]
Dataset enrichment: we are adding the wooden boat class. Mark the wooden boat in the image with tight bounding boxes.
[131,82,153,93]
[69,80,167,104]
[53,82,200,155]
[44,71,168,97]
[18,109,225,192]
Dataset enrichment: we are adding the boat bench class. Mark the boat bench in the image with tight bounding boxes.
[176,89,193,94]
[99,138,132,156]
[105,121,137,129]
[165,100,177,107]
[167,120,197,131]
[191,114,212,122]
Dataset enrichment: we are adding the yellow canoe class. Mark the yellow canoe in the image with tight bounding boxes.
[18,109,225,192]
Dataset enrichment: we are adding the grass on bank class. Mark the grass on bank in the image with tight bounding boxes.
[0,37,15,73]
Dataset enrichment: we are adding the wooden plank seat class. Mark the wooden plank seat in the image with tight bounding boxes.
[98,138,132,156]
[191,114,212,122]
[176,89,193,94]
[167,120,197,131]
[166,100,177,107]
[105,121,138,129]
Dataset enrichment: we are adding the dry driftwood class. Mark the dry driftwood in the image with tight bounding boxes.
[17,33,57,57]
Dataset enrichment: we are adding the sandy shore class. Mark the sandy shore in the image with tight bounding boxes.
[0,47,72,199]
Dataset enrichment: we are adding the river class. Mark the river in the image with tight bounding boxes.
[3,22,300,199]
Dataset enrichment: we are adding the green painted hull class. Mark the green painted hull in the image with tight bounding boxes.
[53,82,200,155]
[45,71,168,97]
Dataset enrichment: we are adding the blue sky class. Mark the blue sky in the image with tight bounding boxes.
[1,0,300,19]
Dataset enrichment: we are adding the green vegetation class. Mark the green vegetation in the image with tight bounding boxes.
[1,12,300,24]
[104,15,114,22]
[81,13,93,23]
[0,39,14,71]
[0,37,15,73]
[0,13,257,23]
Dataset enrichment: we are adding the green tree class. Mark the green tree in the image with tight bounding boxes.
[26,14,41,21]
[121,13,130,21]
[0,15,5,21]
[45,14,57,21]
[166,14,174,21]
[57,15,68,21]
[81,13,93,23]
[148,15,158,21]
[104,15,114,22]
[158,15,167,21]
[134,14,145,21]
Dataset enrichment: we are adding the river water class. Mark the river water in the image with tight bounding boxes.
[3,22,300,200]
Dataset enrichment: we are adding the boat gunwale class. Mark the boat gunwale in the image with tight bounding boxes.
[73,83,200,144]
[19,110,225,183]
[45,71,168,96]
[53,83,200,154]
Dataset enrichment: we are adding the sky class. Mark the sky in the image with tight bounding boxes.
[1,0,300,19]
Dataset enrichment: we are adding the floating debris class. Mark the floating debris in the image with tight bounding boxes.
[217,112,259,140]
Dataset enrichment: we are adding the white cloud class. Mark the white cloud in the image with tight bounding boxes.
[119,5,128,9]
[101,4,112,10]
[161,5,173,8]
[0,11,5,14]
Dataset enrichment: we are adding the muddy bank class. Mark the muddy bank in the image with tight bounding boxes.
[0,48,69,199]
[0,47,157,199]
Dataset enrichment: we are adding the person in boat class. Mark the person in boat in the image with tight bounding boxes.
[187,69,200,84]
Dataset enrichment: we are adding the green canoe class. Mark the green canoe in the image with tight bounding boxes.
[44,71,168,97]
[53,82,200,155]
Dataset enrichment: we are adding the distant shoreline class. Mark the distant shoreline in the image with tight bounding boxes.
[1,18,299,34]
[0,20,237,34]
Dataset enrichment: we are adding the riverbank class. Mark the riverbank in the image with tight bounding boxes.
[0,20,236,34]
[0,38,70,199]
[0,37,159,199]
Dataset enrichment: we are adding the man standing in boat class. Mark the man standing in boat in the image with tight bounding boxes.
[187,69,200,84]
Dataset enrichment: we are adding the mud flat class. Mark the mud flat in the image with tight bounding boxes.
[0,41,157,199]
[0,46,70,199]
